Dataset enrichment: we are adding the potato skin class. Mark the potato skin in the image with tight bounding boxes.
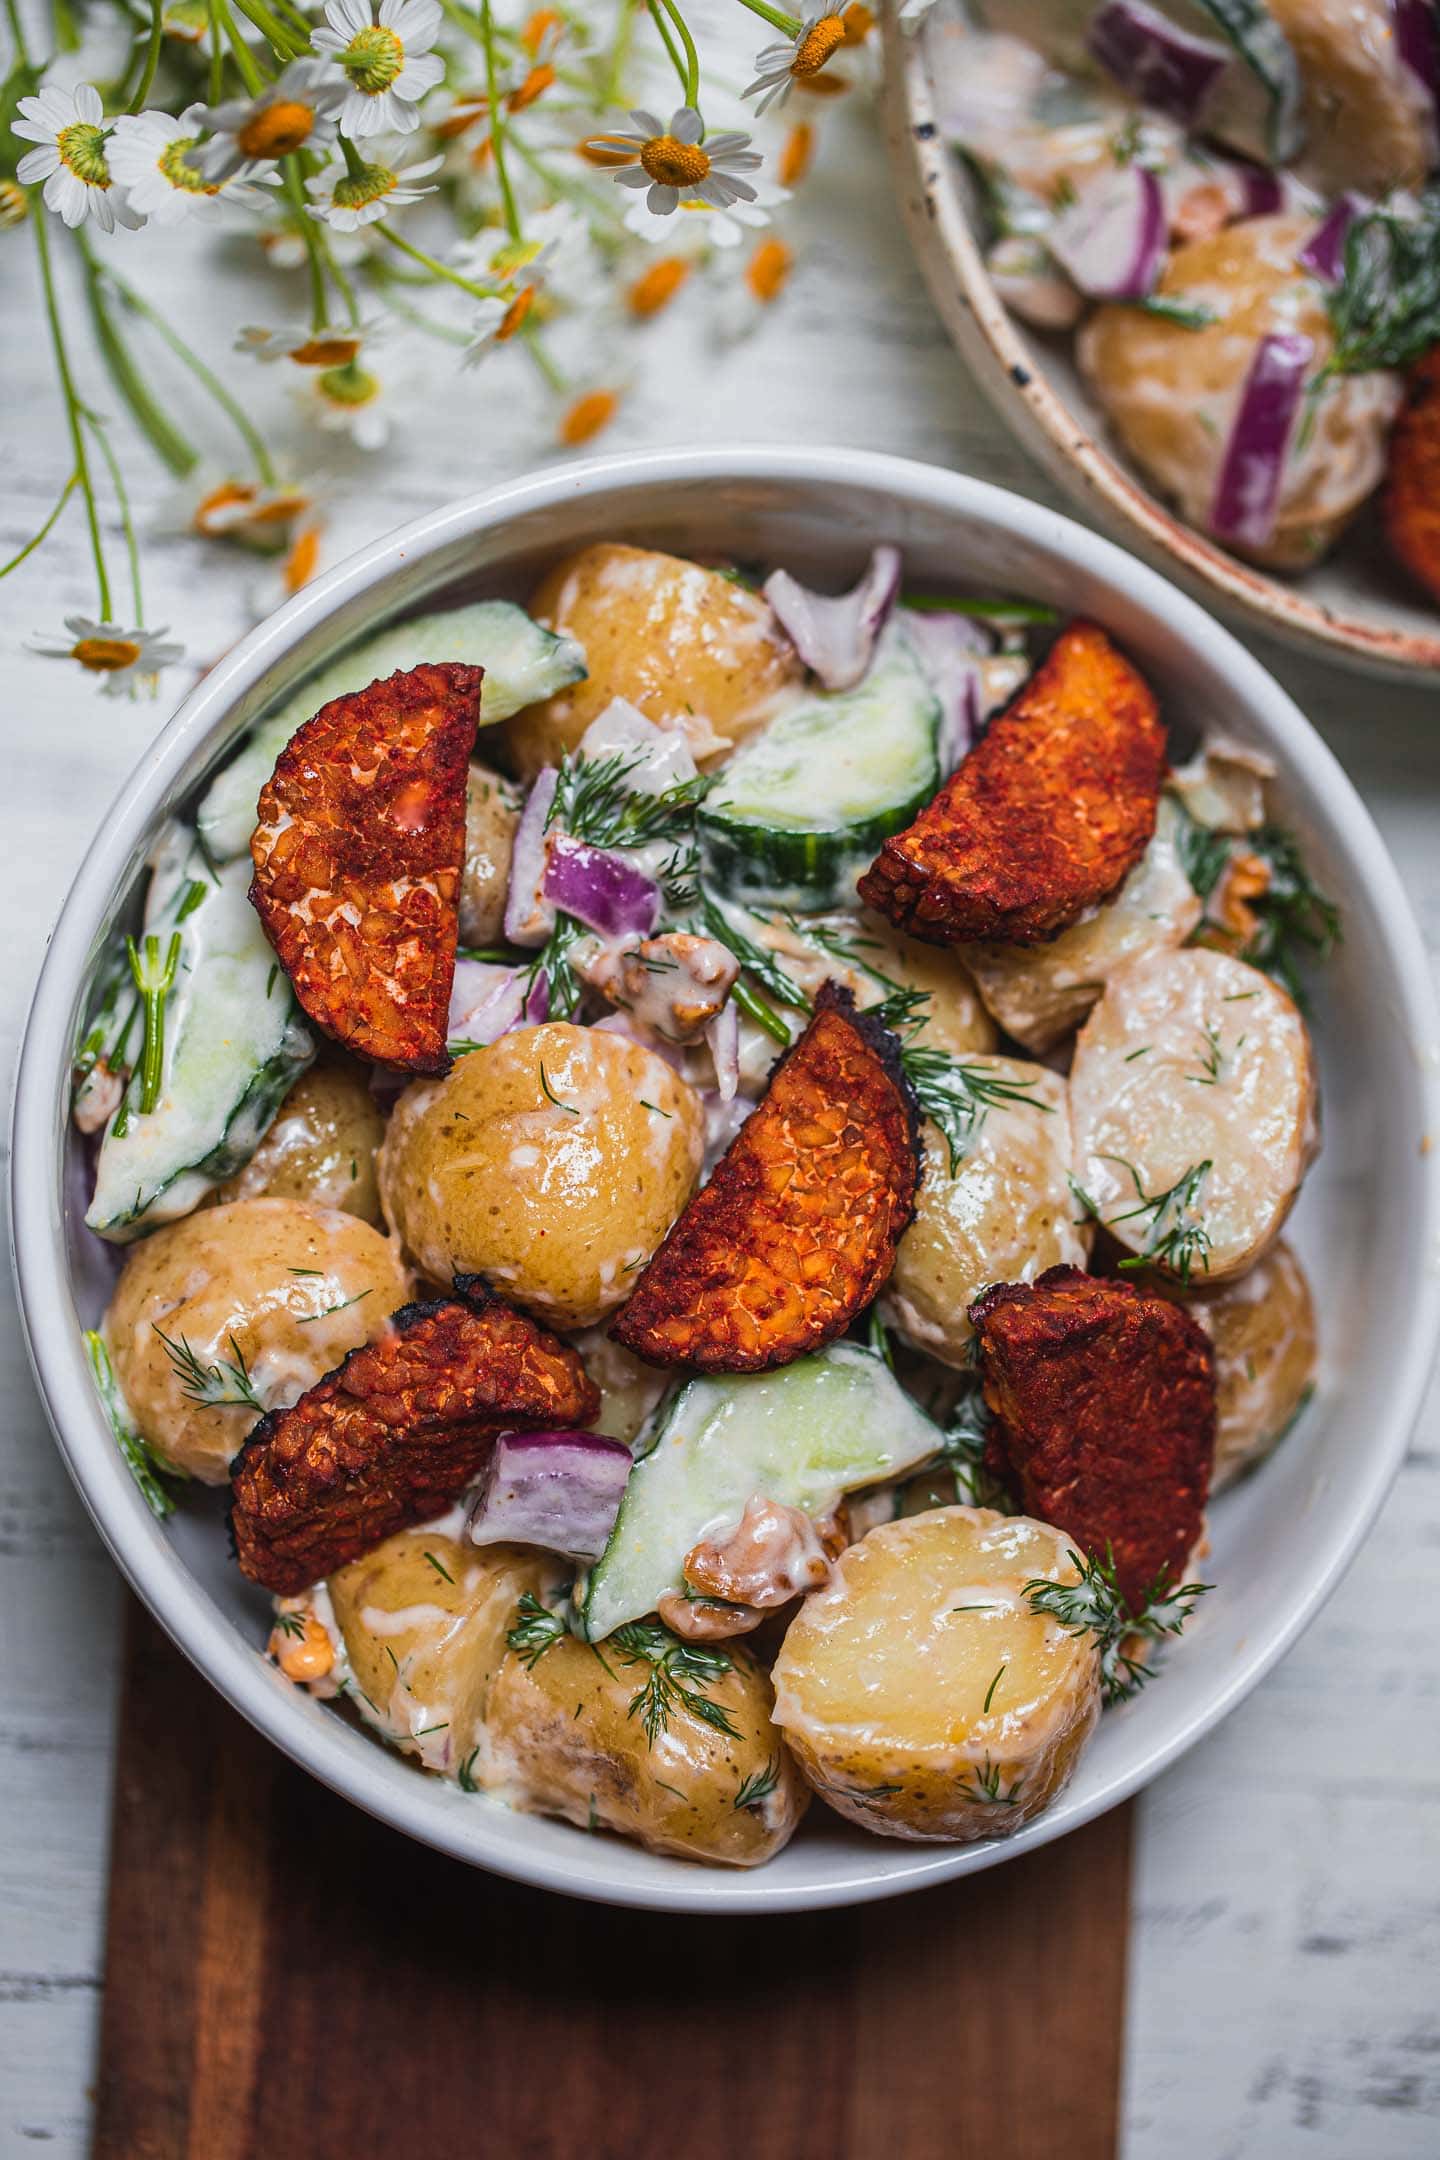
[325,1534,806,1865]
[883,1060,1090,1366]
[104,1197,409,1482]
[508,543,803,777]
[460,762,520,948]
[1156,1239,1317,1493]
[772,1508,1100,1843]
[378,1023,704,1327]
[208,1057,387,1224]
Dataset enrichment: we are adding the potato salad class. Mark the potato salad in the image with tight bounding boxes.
[923,0,1440,600]
[74,535,1336,1868]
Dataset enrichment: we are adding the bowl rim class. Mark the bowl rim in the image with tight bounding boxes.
[882,9,1440,685]
[11,442,1440,1915]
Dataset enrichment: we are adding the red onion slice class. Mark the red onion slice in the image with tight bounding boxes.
[1393,0,1440,104]
[449,958,524,1045]
[504,766,558,948]
[1298,194,1365,284]
[1087,0,1230,126]
[1209,330,1314,549]
[543,834,661,939]
[763,545,902,692]
[898,609,985,772]
[1049,165,1167,300]
[1226,156,1283,216]
[467,1429,633,1562]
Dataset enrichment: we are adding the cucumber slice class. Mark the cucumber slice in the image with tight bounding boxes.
[86,827,314,1241]
[198,600,587,862]
[698,625,940,911]
[580,1342,942,1642]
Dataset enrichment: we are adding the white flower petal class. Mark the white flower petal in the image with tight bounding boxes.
[628,109,664,135]
[671,106,703,143]
[16,145,58,181]
[613,165,651,189]
[74,83,104,124]
[646,182,678,215]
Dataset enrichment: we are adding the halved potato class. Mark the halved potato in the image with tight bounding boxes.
[883,1060,1089,1366]
[460,762,521,947]
[207,1057,387,1224]
[1157,1238,1317,1491]
[1069,948,1318,1282]
[772,1508,1100,1842]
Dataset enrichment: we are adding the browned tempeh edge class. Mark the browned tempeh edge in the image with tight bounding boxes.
[95,1594,1134,2160]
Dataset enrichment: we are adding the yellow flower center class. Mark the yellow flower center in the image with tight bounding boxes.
[57,121,111,188]
[778,120,813,189]
[163,0,211,36]
[72,636,141,672]
[288,333,364,366]
[559,388,618,446]
[522,7,559,51]
[160,135,216,194]
[793,15,845,75]
[508,63,554,112]
[640,135,710,188]
[840,3,874,44]
[238,99,317,158]
[318,360,380,407]
[628,255,690,319]
[497,285,535,341]
[332,161,396,210]
[341,24,404,95]
[0,178,28,226]
[283,527,322,594]
[746,237,792,305]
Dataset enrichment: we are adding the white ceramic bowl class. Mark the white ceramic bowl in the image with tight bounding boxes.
[11,446,1440,1914]
[884,7,1440,684]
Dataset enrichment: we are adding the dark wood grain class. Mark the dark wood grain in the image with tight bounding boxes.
[95,1595,1133,2160]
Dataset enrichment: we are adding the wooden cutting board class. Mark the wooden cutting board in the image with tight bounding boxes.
[94,1597,1133,2160]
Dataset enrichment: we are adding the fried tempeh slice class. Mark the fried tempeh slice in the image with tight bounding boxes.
[249,661,482,1075]
[857,621,1166,947]
[1384,346,1440,608]
[970,1265,1215,1612]
[611,983,921,1374]
[230,1286,599,1592]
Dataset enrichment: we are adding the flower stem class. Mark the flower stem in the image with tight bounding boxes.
[207,0,225,101]
[646,0,689,99]
[3,0,29,67]
[102,261,278,486]
[230,0,305,60]
[214,0,270,92]
[0,472,77,580]
[127,0,166,112]
[520,321,567,393]
[78,236,200,478]
[31,206,112,622]
[481,0,522,242]
[730,0,801,33]
[377,224,506,303]
[279,152,330,330]
[84,409,145,624]
[653,0,700,105]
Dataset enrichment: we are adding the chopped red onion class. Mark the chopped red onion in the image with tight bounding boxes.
[763,545,902,692]
[1227,157,1283,217]
[1209,331,1313,549]
[1087,0,1229,125]
[705,1000,740,1102]
[523,971,549,1025]
[1298,195,1365,284]
[1394,0,1440,103]
[543,834,661,939]
[466,1429,632,1562]
[578,699,698,793]
[448,958,524,1045]
[899,609,985,773]
[504,767,558,948]
[1049,165,1167,300]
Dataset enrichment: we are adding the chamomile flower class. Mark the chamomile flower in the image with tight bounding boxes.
[31,617,184,697]
[460,288,537,368]
[305,147,441,230]
[743,15,848,116]
[190,62,341,182]
[309,359,391,448]
[108,105,273,225]
[185,476,316,551]
[0,179,27,226]
[13,82,141,232]
[311,0,444,140]
[621,178,786,250]
[583,106,760,218]
[236,318,382,365]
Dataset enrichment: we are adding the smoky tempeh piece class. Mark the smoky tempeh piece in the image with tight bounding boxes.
[970,1265,1215,1612]
[1384,346,1440,608]
[858,622,1165,947]
[230,1287,599,1593]
[610,983,920,1374]
[249,661,482,1074]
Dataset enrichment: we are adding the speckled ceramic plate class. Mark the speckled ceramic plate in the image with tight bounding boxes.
[884,5,1440,684]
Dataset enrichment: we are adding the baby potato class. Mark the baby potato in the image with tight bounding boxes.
[772,1508,1101,1843]
[378,1022,704,1327]
[1070,948,1318,1283]
[883,1060,1089,1367]
[104,1197,409,1482]
[1270,0,1438,196]
[207,1058,386,1224]
[1080,216,1403,570]
[1159,1238,1318,1491]
[460,762,520,948]
[960,798,1201,1053]
[749,909,996,1059]
[326,1533,806,1865]
[509,543,803,777]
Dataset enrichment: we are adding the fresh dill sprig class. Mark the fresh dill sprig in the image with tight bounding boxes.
[1096,1153,1214,1286]
[733,1759,782,1811]
[610,1618,740,1747]
[903,1046,1055,1178]
[1024,1544,1209,1705]
[124,929,182,1115]
[84,1329,175,1518]
[548,748,713,852]
[272,1609,307,1640]
[961,1756,1023,1807]
[152,1325,262,1412]
[523,910,588,1023]
[507,1591,569,1669]
[1320,186,1440,379]
[937,1380,1012,1511]
[1169,796,1233,901]
[1119,295,1218,330]
[1239,825,1342,1006]
[699,896,809,1012]
[296,1288,373,1325]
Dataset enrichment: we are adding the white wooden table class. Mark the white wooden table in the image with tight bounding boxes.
[2,68,1437,2160]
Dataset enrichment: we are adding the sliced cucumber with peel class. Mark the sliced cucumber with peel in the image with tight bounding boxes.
[698,625,941,911]
[580,1342,943,1642]
[85,827,314,1241]
[198,599,587,862]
